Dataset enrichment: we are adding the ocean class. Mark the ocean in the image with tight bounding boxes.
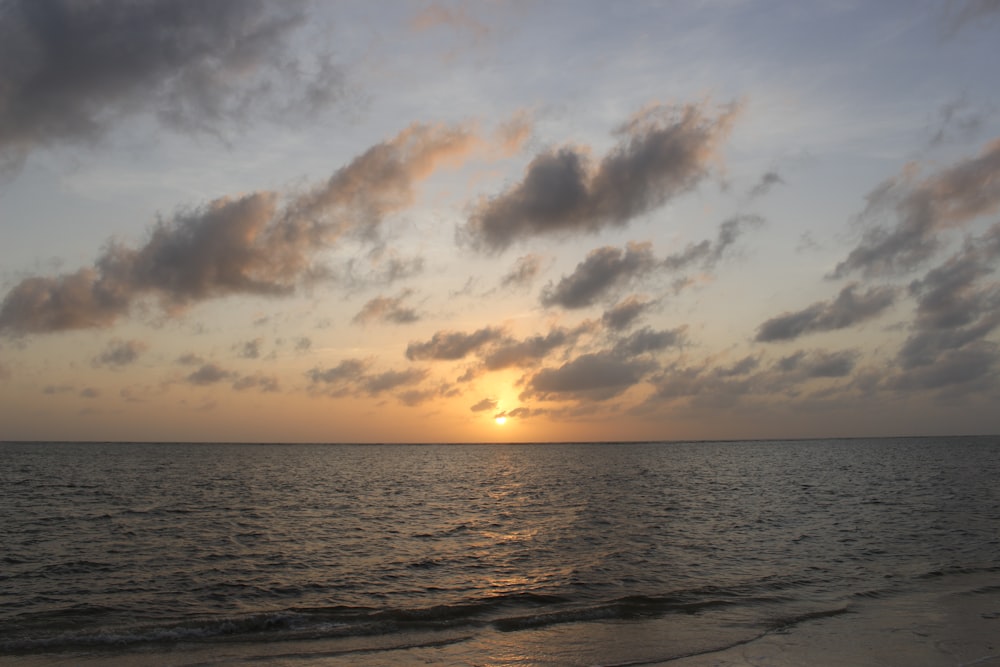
[2,437,999,666]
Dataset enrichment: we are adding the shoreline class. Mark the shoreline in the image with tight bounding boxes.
[661,572,1000,667]
[5,571,999,667]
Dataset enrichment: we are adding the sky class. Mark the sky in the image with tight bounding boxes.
[2,0,1000,443]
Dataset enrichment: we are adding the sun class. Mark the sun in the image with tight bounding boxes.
[494,416,507,426]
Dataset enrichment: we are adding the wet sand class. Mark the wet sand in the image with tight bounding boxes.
[4,571,999,666]
[664,572,1000,667]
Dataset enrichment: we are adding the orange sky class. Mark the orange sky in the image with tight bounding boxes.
[2,2,1000,442]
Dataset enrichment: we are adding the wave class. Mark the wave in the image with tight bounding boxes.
[0,588,802,655]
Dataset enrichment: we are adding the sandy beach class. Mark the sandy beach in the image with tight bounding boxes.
[664,572,1000,667]
[5,569,998,667]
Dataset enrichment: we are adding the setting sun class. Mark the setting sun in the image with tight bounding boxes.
[495,416,507,426]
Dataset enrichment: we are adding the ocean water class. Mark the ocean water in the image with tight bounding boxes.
[2,437,999,665]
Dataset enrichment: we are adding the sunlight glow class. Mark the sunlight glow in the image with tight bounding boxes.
[495,416,507,425]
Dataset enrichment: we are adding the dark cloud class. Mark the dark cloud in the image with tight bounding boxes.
[0,122,494,335]
[405,326,505,361]
[889,342,997,392]
[353,290,420,325]
[92,338,147,367]
[306,358,427,400]
[0,0,345,170]
[294,337,312,352]
[944,0,1000,35]
[661,215,763,273]
[756,283,898,342]
[521,351,657,402]
[237,338,264,359]
[716,355,760,377]
[498,254,545,290]
[286,122,500,242]
[748,171,784,198]
[361,368,427,394]
[775,350,857,379]
[480,324,591,371]
[888,224,1000,392]
[186,363,233,386]
[232,374,280,393]
[907,224,1000,331]
[612,326,686,357]
[494,406,547,421]
[80,387,100,399]
[470,397,497,412]
[342,253,426,290]
[537,219,759,312]
[650,349,857,410]
[520,327,684,401]
[601,296,654,331]
[460,102,739,253]
[929,98,986,147]
[0,267,131,333]
[176,353,204,366]
[541,242,657,309]
[397,385,452,407]
[833,139,1000,278]
[307,359,370,386]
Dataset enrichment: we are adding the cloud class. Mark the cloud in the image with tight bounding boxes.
[353,290,420,325]
[648,348,858,412]
[775,349,857,379]
[361,368,428,394]
[307,359,370,386]
[405,326,505,361]
[661,215,763,272]
[286,121,497,242]
[0,120,517,335]
[80,387,100,399]
[537,217,760,311]
[888,223,1000,392]
[541,242,657,309]
[92,338,147,367]
[944,0,1000,35]
[307,358,427,400]
[612,326,686,357]
[906,223,1000,331]
[237,338,264,359]
[342,252,426,290]
[186,363,234,386]
[0,0,345,170]
[748,171,784,198]
[717,355,761,377]
[232,374,280,393]
[889,342,998,392]
[601,296,655,331]
[480,324,591,371]
[521,351,657,402]
[498,254,545,290]
[756,283,898,342]
[833,138,1000,278]
[470,397,497,412]
[928,98,986,147]
[494,406,549,421]
[460,101,739,253]
[176,353,204,366]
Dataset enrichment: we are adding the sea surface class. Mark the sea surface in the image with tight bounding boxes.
[2,437,999,665]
